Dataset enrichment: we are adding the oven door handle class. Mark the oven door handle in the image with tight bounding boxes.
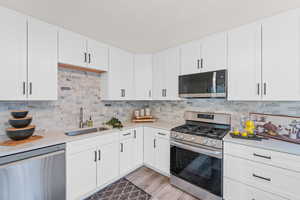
[171,141,222,159]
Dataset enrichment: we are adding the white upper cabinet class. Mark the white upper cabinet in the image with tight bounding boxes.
[58,29,108,71]
[134,54,153,100]
[27,18,58,100]
[152,47,180,100]
[152,51,167,100]
[58,29,86,67]
[87,39,109,71]
[228,23,262,101]
[165,48,180,100]
[201,32,227,72]
[102,47,134,100]
[262,10,300,101]
[180,41,201,75]
[0,7,27,101]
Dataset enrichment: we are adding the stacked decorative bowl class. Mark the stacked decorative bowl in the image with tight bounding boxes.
[6,111,35,140]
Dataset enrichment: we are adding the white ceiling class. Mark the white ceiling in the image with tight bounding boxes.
[1,0,300,53]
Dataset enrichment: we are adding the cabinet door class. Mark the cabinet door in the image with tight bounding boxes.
[262,10,300,100]
[180,41,201,75]
[119,139,134,175]
[133,128,144,167]
[87,39,109,71]
[0,7,27,100]
[66,149,97,200]
[143,127,156,167]
[109,47,134,100]
[58,29,87,67]
[201,32,227,72]
[224,178,287,200]
[134,54,153,100]
[97,142,119,187]
[227,23,262,101]
[27,18,58,100]
[152,52,167,100]
[155,137,170,175]
[165,48,180,100]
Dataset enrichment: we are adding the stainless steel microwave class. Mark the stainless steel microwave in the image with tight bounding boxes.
[179,70,227,98]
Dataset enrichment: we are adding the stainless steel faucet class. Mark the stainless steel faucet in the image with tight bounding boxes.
[79,107,87,128]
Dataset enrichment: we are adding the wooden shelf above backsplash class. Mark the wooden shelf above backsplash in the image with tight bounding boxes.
[58,63,106,74]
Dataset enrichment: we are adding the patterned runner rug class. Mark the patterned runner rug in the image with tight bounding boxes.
[86,178,152,200]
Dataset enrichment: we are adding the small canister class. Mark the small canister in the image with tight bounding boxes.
[134,110,140,118]
[145,108,151,116]
[140,109,145,117]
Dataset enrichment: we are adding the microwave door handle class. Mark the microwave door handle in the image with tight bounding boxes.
[212,72,217,93]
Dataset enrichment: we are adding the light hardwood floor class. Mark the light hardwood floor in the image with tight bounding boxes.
[126,167,199,200]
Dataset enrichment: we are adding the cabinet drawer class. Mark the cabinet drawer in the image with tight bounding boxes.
[119,129,134,141]
[224,178,287,200]
[67,132,119,155]
[155,129,170,139]
[224,155,300,200]
[224,142,300,172]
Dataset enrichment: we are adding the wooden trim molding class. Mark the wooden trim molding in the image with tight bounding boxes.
[58,63,106,74]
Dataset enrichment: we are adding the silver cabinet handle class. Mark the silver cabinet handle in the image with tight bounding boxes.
[98,150,101,161]
[263,83,267,95]
[88,53,91,64]
[22,82,25,95]
[84,52,87,63]
[165,89,167,97]
[252,173,271,182]
[257,83,260,96]
[197,59,200,69]
[134,130,136,138]
[94,151,97,162]
[154,139,156,148]
[123,133,131,136]
[120,143,123,152]
[253,153,271,160]
[200,58,204,68]
[158,132,166,136]
[149,90,152,97]
[161,89,164,97]
[29,82,32,95]
[121,89,125,97]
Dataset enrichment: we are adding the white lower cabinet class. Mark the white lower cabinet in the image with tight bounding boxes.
[133,128,144,168]
[119,137,134,175]
[67,148,97,200]
[224,141,300,200]
[144,127,170,176]
[66,127,169,199]
[144,127,156,167]
[66,133,119,200]
[224,178,287,200]
[97,142,119,187]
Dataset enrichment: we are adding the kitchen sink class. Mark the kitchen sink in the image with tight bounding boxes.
[65,127,109,136]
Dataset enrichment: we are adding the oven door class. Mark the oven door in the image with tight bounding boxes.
[170,141,223,197]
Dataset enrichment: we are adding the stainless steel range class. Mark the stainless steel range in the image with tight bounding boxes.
[170,111,231,200]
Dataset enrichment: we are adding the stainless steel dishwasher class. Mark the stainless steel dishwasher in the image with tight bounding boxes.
[0,144,65,200]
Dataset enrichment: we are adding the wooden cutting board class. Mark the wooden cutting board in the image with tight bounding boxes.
[0,135,43,146]
[132,118,157,123]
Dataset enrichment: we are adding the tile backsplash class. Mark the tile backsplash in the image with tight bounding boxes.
[0,68,147,135]
[1,68,300,135]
